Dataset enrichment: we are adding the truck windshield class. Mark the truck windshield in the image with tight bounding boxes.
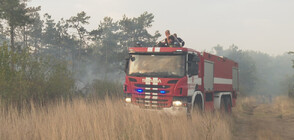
[128,54,185,78]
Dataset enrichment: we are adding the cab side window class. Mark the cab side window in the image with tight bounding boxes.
[188,54,199,76]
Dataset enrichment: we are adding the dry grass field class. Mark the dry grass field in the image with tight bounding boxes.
[0,98,232,140]
[232,96,294,140]
[0,96,293,140]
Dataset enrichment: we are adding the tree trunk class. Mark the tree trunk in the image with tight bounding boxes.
[23,26,27,49]
[10,25,15,52]
[9,25,15,70]
[104,44,108,80]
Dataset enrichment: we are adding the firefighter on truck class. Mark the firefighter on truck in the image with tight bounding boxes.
[123,42,239,115]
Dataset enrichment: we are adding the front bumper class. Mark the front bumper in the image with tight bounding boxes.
[125,103,188,115]
[124,94,191,115]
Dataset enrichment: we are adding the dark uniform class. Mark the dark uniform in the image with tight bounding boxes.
[157,33,183,47]
[166,35,181,47]
[177,37,185,47]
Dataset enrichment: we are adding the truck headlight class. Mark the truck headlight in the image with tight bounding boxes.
[172,101,183,107]
[125,97,132,103]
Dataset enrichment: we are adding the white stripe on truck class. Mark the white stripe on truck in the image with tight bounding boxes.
[214,77,232,85]
[154,47,160,52]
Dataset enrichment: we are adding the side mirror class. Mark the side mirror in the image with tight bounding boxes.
[130,57,135,61]
[124,58,130,73]
[125,56,135,61]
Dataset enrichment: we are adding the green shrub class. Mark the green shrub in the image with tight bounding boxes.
[0,43,74,107]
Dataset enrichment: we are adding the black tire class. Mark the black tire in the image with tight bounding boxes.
[193,95,203,112]
[225,97,232,114]
[220,97,226,112]
[220,97,232,114]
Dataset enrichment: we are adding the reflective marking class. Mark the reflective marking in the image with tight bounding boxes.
[153,101,158,103]
[152,88,158,90]
[145,100,150,103]
[147,47,153,52]
[214,78,232,84]
[145,77,151,85]
[194,78,202,85]
[142,77,161,84]
[145,92,150,95]
[152,77,159,85]
[145,88,150,90]
[154,47,160,52]
[188,76,202,85]
[145,96,150,99]
[152,96,158,99]
[152,93,158,96]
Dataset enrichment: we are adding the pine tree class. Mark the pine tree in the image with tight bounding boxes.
[0,0,37,51]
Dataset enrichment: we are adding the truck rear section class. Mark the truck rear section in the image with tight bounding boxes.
[124,47,239,114]
[200,52,239,112]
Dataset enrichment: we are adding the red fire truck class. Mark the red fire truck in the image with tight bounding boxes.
[123,47,239,114]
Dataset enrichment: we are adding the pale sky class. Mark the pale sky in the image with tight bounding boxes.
[29,0,294,55]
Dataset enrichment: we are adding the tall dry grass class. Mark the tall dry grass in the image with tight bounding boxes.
[273,96,294,119]
[0,98,232,140]
[232,96,294,140]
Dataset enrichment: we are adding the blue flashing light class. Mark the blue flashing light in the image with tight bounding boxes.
[137,89,143,93]
[160,90,166,94]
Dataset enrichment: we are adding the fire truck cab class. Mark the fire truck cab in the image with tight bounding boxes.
[124,47,239,114]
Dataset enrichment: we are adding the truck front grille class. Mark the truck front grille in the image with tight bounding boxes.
[133,94,172,108]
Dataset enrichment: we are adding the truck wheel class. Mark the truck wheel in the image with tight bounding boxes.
[193,95,203,112]
[220,98,226,112]
[220,97,232,114]
[225,97,232,114]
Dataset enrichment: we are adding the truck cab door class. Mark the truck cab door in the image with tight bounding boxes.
[187,53,201,96]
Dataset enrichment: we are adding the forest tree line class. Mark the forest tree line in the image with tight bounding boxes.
[0,0,293,106]
[0,0,160,106]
